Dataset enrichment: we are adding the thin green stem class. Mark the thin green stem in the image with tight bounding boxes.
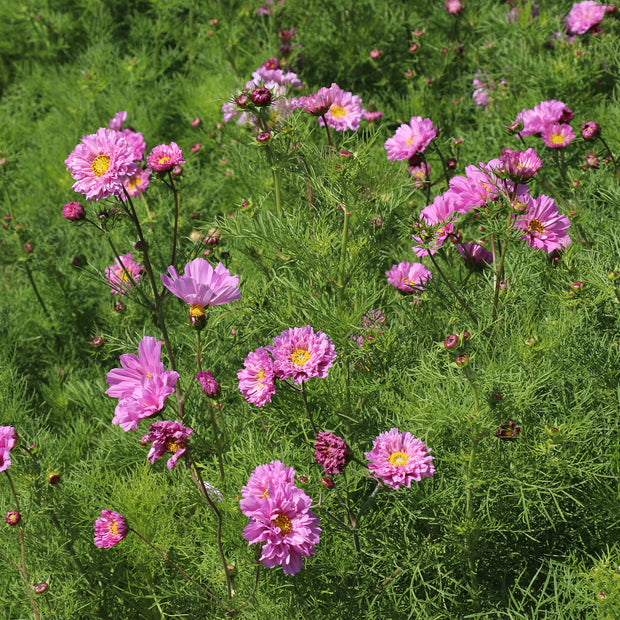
[337,209,350,299]
[320,114,333,148]
[301,384,318,436]
[22,261,49,315]
[272,165,282,217]
[598,135,620,182]
[168,172,180,268]
[492,212,513,322]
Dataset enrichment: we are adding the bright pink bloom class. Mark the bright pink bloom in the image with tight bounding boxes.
[141,420,193,470]
[94,510,128,548]
[386,261,432,293]
[420,192,457,225]
[500,148,543,181]
[242,481,321,576]
[240,460,296,516]
[582,121,600,140]
[238,347,277,407]
[365,428,435,489]
[317,85,364,132]
[514,194,571,253]
[108,111,128,131]
[541,123,575,149]
[270,326,337,385]
[147,142,185,172]
[314,431,349,475]
[0,426,18,472]
[448,160,502,213]
[105,253,142,296]
[384,116,438,161]
[121,166,151,199]
[65,127,138,201]
[252,66,302,88]
[62,202,85,221]
[411,220,455,257]
[515,100,573,137]
[566,1,607,34]
[197,370,221,397]
[445,0,463,14]
[457,241,493,268]
[298,84,339,116]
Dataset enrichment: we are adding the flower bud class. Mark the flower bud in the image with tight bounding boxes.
[370,49,382,59]
[172,164,183,176]
[34,582,49,595]
[320,476,334,489]
[197,370,221,397]
[190,143,202,153]
[23,243,33,254]
[409,43,419,52]
[582,122,600,140]
[114,302,124,312]
[455,354,469,367]
[90,335,104,348]
[444,334,459,350]
[63,202,85,221]
[446,157,457,169]
[0,157,7,166]
[298,476,309,484]
[191,118,202,127]
[250,87,272,107]
[6,511,20,525]
[48,473,61,485]
[256,131,271,143]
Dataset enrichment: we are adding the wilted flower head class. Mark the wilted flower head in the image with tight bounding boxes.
[365,428,435,489]
[386,261,432,294]
[94,510,128,548]
[385,116,438,162]
[0,426,18,472]
[141,420,193,470]
[314,431,349,475]
[496,420,520,440]
[147,142,185,172]
[197,370,221,397]
[566,1,607,34]
[105,253,142,296]
[238,347,277,407]
[500,148,543,181]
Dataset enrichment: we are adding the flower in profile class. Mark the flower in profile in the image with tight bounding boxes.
[298,83,339,116]
[582,121,600,140]
[314,431,349,475]
[496,420,520,440]
[197,370,221,397]
[62,202,85,221]
[94,510,128,548]
[457,241,493,269]
[238,347,277,407]
[541,123,575,149]
[445,0,463,15]
[386,261,432,294]
[242,481,320,576]
[317,85,364,132]
[385,116,438,162]
[271,326,337,385]
[240,460,296,516]
[363,109,384,122]
[566,1,607,34]
[108,111,128,131]
[514,194,571,253]
[147,142,185,173]
[65,127,138,201]
[121,166,151,199]
[500,148,543,182]
[141,420,193,470]
[411,219,455,258]
[161,258,241,321]
[365,428,434,489]
[105,253,142,296]
[0,426,18,472]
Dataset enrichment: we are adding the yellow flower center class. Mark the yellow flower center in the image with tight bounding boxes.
[389,451,409,467]
[407,137,414,146]
[109,521,119,535]
[273,513,292,535]
[330,105,346,118]
[158,156,171,165]
[91,154,111,177]
[256,368,266,385]
[549,133,565,145]
[528,219,545,234]
[8,514,18,524]
[262,488,269,498]
[165,439,183,453]
[119,269,131,282]
[291,348,311,366]
[190,304,205,318]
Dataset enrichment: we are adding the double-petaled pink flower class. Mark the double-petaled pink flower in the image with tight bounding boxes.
[500,148,543,182]
[384,116,438,162]
[238,347,277,407]
[317,85,364,132]
[147,142,185,172]
[514,100,573,138]
[566,1,608,35]
[240,460,296,516]
[141,420,193,470]
[314,431,349,475]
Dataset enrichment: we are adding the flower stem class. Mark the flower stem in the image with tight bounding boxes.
[301,384,318,436]
[598,135,620,182]
[337,208,350,300]
[492,213,513,322]
[22,261,49,316]
[272,165,282,217]
[168,172,180,268]
[320,114,333,148]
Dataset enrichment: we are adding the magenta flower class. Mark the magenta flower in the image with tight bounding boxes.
[271,326,337,385]
[448,160,502,214]
[105,253,142,296]
[500,148,543,181]
[197,370,221,397]
[365,428,435,490]
[314,431,349,475]
[141,420,193,470]
[386,261,432,294]
[65,127,138,201]
[94,510,128,548]
[457,241,493,268]
[242,481,321,576]
[317,85,364,132]
[515,100,573,137]
[161,258,241,320]
[582,121,600,140]
[108,111,128,131]
[6,510,21,525]
[0,426,18,472]
[121,166,151,199]
[62,202,85,221]
[541,123,575,149]
[420,192,457,226]
[240,460,296,516]
[445,0,462,15]
[147,142,185,172]
[514,194,571,253]
[384,116,438,162]
[238,347,277,407]
[411,220,455,257]
[566,1,607,34]
[298,83,339,116]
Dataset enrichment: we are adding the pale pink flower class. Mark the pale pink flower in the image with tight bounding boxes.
[252,66,302,88]
[384,116,438,161]
[147,142,185,172]
[108,111,128,131]
[318,85,364,132]
[541,123,575,149]
[445,0,463,15]
[94,510,128,548]
[386,261,432,293]
[566,1,607,34]
[515,100,573,137]
[238,347,277,407]
[141,420,193,470]
[121,166,151,199]
[514,194,571,253]
[0,426,18,473]
[104,253,142,296]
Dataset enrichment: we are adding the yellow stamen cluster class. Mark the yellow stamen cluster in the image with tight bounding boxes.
[528,219,545,234]
[291,348,311,366]
[389,451,409,467]
[330,105,346,118]
[91,154,111,177]
[273,513,292,535]
[549,134,565,145]
[190,304,206,318]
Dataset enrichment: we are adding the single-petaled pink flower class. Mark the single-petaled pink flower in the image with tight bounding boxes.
[314,431,349,475]
[161,258,241,321]
[566,1,607,34]
[141,420,193,470]
[121,166,151,199]
[514,194,571,253]
[411,220,455,257]
[317,85,364,132]
[500,148,543,181]
[448,160,504,213]
[94,510,128,548]
[242,481,321,576]
[386,261,432,293]
[0,426,18,472]
[541,123,575,149]
[270,326,337,385]
[515,100,573,137]
[238,347,277,407]
[65,128,138,201]
[240,460,296,516]
[297,84,339,116]
[384,116,438,161]
[108,111,128,131]
[105,253,142,296]
[457,241,493,268]
[420,192,457,225]
[365,428,435,489]
[147,142,185,172]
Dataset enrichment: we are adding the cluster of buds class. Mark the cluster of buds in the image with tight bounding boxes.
[443,330,471,351]
[496,420,520,441]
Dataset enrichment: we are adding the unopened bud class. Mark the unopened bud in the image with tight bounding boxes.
[34,583,49,595]
[444,334,459,350]
[256,131,271,143]
[455,354,469,367]
[250,87,272,107]
[321,476,334,488]
[48,473,61,485]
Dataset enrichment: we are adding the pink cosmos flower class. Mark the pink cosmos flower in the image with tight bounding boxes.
[270,326,337,385]
[240,460,296,516]
[238,347,277,407]
[500,148,543,181]
[94,510,128,548]
[108,111,128,131]
[363,109,384,122]
[161,258,241,320]
[141,420,193,470]
[314,431,349,475]
[197,370,221,397]
[122,129,146,161]
[384,116,438,161]
[411,220,455,258]
[121,166,151,199]
[515,100,573,137]
[448,160,503,213]
[409,162,431,188]
[457,241,493,268]
[298,84,339,116]
[445,0,463,15]
[62,202,85,221]
[0,426,18,473]
[514,194,571,253]
[386,261,432,293]
[365,428,435,489]
[317,85,364,132]
[105,253,142,296]
[242,481,321,576]
[252,66,302,88]
[146,142,185,172]
[65,127,138,201]
[541,123,575,149]
[420,192,457,225]
[566,1,607,34]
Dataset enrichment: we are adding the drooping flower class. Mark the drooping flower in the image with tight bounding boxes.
[386,261,432,294]
[121,166,151,199]
[105,253,142,296]
[161,258,241,321]
[147,142,185,173]
[108,111,128,131]
[566,1,607,34]
[240,460,296,516]
[317,85,364,132]
[197,370,221,397]
[270,326,337,385]
[384,116,438,161]
[500,148,543,182]
[65,127,138,201]
[238,347,277,407]
[94,510,129,548]
[514,194,571,253]
[141,420,193,470]
[314,431,349,475]
[457,241,493,268]
[0,426,18,472]
[242,481,321,576]
[365,428,435,490]
[541,123,575,149]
